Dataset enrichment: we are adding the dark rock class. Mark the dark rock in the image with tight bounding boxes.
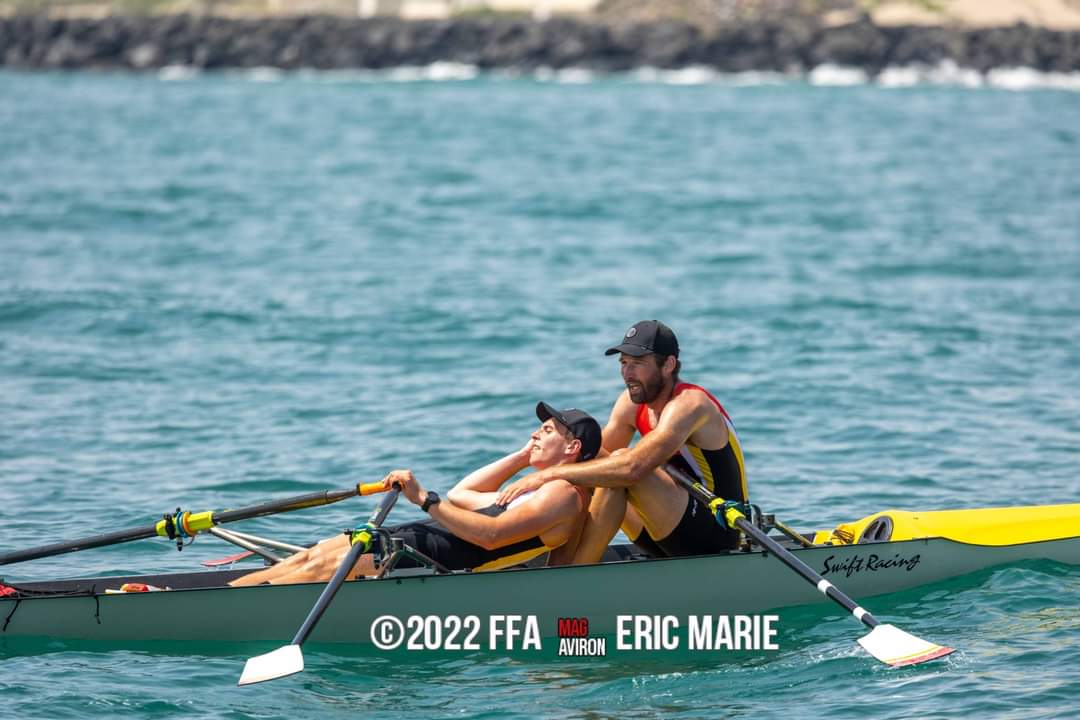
[0,13,1077,74]
[885,25,965,67]
[810,19,891,72]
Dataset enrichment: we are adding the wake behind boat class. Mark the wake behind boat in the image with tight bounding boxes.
[2,496,1076,650]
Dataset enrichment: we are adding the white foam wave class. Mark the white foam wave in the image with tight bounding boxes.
[876,65,921,88]
[243,66,285,82]
[808,64,870,86]
[876,61,1080,90]
[534,67,595,84]
[725,71,789,87]
[157,65,200,81]
[923,60,984,87]
[632,65,718,85]
[986,67,1080,91]
[154,61,1080,91]
[623,66,791,86]
[385,62,479,82]
[877,61,982,88]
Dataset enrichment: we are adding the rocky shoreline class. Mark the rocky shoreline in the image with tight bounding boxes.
[2,13,1078,74]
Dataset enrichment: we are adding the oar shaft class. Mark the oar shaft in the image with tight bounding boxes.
[0,483,385,567]
[0,524,158,566]
[290,487,401,646]
[732,515,878,629]
[669,466,880,631]
[212,488,358,525]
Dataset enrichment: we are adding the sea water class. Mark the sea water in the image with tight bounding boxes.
[1,69,1078,719]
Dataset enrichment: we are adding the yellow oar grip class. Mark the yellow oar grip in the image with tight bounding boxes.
[724,505,746,528]
[154,511,215,538]
[184,511,215,534]
[358,481,387,496]
[350,529,374,552]
[706,495,746,529]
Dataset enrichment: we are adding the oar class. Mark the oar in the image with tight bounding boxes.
[0,482,388,567]
[238,484,401,686]
[665,464,954,667]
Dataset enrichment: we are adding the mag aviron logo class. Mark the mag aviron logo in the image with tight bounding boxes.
[557,617,607,657]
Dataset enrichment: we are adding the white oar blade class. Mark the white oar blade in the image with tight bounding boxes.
[857,623,955,667]
[238,644,304,686]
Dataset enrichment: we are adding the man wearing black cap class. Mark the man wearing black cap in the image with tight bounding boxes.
[230,403,601,584]
[497,321,748,562]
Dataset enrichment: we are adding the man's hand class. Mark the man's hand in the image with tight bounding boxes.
[517,437,537,460]
[495,470,550,506]
[382,469,425,506]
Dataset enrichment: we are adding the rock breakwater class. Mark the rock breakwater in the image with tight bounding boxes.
[2,13,1078,74]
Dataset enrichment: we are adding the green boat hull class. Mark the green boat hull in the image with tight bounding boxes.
[3,535,1077,645]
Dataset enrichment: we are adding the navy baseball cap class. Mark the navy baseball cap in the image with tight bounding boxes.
[605,320,680,358]
[535,402,602,461]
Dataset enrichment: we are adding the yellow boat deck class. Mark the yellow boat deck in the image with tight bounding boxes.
[814,503,1080,546]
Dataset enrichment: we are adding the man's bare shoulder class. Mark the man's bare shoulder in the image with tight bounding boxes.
[663,384,718,416]
[660,385,730,445]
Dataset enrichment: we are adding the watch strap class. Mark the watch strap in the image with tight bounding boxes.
[421,490,441,513]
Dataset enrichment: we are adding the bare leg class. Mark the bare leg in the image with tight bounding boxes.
[621,503,645,540]
[571,486,628,564]
[228,534,376,586]
[547,488,592,566]
[626,467,688,542]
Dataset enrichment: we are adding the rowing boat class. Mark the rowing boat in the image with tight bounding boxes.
[3,503,1076,646]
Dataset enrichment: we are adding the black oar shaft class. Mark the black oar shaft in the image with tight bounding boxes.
[732,515,879,629]
[0,525,159,566]
[669,466,880,631]
[212,489,359,525]
[290,487,401,646]
[0,487,365,567]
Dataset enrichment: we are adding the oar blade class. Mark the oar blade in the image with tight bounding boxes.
[857,623,954,667]
[238,644,304,686]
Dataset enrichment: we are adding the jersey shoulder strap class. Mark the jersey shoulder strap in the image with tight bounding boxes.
[634,382,732,436]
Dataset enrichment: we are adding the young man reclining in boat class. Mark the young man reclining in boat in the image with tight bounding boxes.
[229,403,600,585]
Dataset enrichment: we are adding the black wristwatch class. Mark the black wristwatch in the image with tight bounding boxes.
[421,490,441,513]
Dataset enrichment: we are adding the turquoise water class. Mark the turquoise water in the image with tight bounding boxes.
[2,70,1079,718]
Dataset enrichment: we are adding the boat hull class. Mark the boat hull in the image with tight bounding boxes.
[3,535,1078,645]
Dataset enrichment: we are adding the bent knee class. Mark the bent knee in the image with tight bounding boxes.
[589,486,628,514]
[593,486,628,501]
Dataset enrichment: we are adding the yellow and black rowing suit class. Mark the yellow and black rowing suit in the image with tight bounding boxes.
[630,382,749,557]
[386,495,556,572]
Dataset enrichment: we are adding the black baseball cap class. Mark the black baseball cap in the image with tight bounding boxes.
[604,320,680,358]
[535,402,602,462]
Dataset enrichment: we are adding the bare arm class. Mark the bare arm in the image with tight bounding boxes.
[446,441,533,510]
[429,481,582,550]
[532,391,715,489]
[601,389,638,453]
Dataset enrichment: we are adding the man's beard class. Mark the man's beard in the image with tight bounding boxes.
[627,374,664,404]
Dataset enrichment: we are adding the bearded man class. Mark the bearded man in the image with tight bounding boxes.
[497,321,749,562]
